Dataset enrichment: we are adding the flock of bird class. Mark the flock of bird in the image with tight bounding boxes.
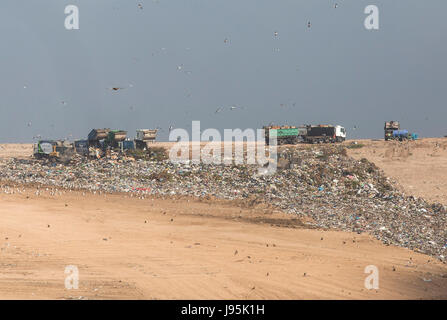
[23,1,342,138]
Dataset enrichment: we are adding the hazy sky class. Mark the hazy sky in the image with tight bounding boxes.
[1,0,446,142]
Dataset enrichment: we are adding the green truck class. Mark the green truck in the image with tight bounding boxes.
[263,126,304,145]
[264,124,347,145]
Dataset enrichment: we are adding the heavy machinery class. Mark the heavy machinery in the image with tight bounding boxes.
[301,125,346,144]
[263,124,346,145]
[88,128,110,148]
[384,121,418,141]
[87,128,127,149]
[135,129,158,150]
[384,121,400,141]
[33,140,75,163]
[104,130,127,149]
[263,125,301,145]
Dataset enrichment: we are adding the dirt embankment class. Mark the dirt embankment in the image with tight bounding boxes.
[347,138,447,205]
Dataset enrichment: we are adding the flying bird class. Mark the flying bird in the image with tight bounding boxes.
[229,104,244,111]
[108,87,125,91]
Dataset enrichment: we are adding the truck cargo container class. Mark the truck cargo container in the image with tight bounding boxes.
[135,129,158,149]
[302,125,346,144]
[263,126,300,145]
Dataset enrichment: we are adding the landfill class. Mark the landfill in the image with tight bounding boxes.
[0,144,446,261]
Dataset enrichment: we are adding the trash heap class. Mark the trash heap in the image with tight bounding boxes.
[0,145,446,260]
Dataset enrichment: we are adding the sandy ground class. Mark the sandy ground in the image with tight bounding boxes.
[0,144,33,159]
[0,190,446,300]
[347,138,447,205]
[0,138,446,299]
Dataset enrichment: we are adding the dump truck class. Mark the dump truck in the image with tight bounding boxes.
[135,129,158,150]
[302,125,346,144]
[263,125,301,145]
[104,130,127,149]
[88,128,110,148]
[384,121,400,141]
[33,140,75,163]
[88,128,127,149]
[384,121,418,141]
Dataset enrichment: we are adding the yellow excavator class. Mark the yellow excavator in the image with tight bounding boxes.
[33,140,75,163]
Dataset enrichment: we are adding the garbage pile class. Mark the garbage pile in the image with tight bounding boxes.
[0,145,446,260]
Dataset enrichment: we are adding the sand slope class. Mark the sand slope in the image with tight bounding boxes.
[347,138,447,205]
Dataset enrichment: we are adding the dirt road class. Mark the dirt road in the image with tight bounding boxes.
[0,189,446,299]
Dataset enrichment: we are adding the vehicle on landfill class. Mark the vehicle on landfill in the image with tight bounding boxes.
[384,121,400,141]
[263,125,301,145]
[88,128,127,149]
[135,129,158,150]
[104,130,127,149]
[33,140,75,163]
[263,124,346,145]
[301,124,346,144]
[122,139,136,150]
[88,128,110,147]
[384,121,418,141]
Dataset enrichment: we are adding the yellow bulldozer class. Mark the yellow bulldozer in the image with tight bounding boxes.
[33,140,75,163]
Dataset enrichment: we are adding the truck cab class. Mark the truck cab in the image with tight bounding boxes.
[335,125,346,142]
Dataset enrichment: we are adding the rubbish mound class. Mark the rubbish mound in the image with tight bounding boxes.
[0,145,446,260]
